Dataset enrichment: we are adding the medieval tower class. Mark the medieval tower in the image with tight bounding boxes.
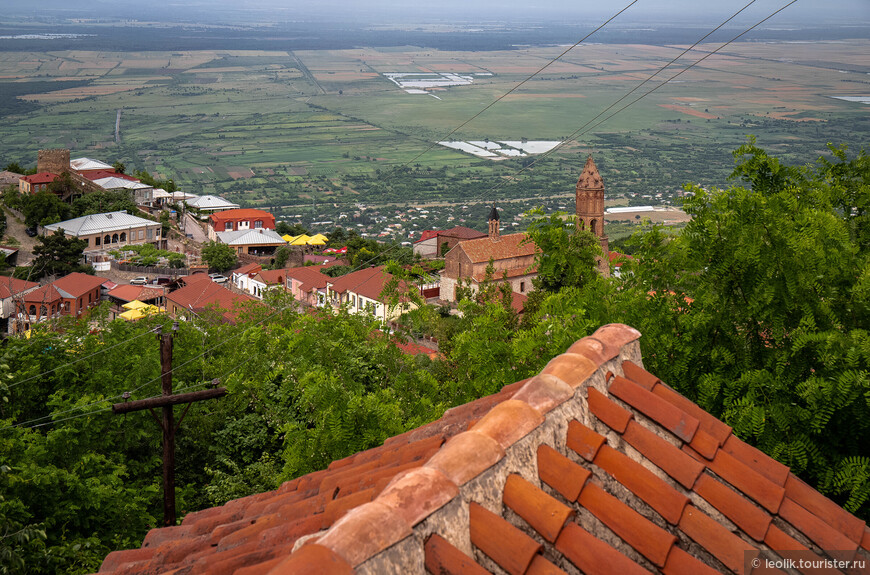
[575,155,610,275]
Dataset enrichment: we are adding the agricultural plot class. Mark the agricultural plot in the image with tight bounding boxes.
[0,40,866,229]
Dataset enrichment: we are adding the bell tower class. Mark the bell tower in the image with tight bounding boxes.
[488,204,500,241]
[575,155,609,255]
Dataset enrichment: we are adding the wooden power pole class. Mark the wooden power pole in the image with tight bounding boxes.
[113,324,227,526]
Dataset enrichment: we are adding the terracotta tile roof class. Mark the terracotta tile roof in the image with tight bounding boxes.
[21,172,59,185]
[0,277,38,299]
[107,285,164,303]
[285,265,330,293]
[415,229,440,243]
[52,272,109,299]
[233,262,262,277]
[167,279,255,323]
[23,284,63,305]
[254,269,291,285]
[209,209,275,227]
[455,232,539,264]
[96,324,870,575]
[438,225,487,240]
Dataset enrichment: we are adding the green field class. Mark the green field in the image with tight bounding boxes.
[0,41,867,223]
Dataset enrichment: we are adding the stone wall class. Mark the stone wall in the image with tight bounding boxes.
[37,149,70,174]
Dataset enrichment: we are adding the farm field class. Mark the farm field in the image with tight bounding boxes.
[0,40,867,229]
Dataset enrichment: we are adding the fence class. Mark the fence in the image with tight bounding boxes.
[110,261,190,276]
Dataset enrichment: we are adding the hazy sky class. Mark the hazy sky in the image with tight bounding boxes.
[7,0,869,25]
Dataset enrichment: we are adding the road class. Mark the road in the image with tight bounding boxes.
[184,213,208,243]
[1,206,38,265]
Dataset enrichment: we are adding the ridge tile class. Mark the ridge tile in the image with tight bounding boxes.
[469,502,542,575]
[537,444,591,502]
[651,385,732,446]
[621,360,660,391]
[425,431,505,486]
[593,444,689,525]
[678,505,757,574]
[566,419,607,461]
[539,353,598,389]
[578,482,677,567]
[662,545,721,575]
[471,399,545,449]
[693,473,772,541]
[555,522,650,575]
[511,374,575,413]
[723,435,790,487]
[783,474,866,544]
[567,337,609,365]
[592,324,642,353]
[623,420,705,489]
[314,501,412,567]
[609,376,699,443]
[377,467,458,527]
[587,387,633,433]
[503,474,575,543]
[424,534,491,575]
[684,446,785,514]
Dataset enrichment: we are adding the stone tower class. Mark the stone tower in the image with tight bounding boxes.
[37,149,70,174]
[488,204,500,241]
[575,155,609,255]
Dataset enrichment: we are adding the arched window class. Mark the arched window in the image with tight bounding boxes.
[590,219,597,235]
[112,233,119,243]
[29,305,36,316]
[120,232,127,242]
[39,305,47,317]
[104,235,110,245]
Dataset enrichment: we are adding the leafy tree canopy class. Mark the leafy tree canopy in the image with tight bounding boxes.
[29,230,91,280]
[201,241,237,272]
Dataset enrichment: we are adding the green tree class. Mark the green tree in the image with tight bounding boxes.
[201,241,237,272]
[21,191,69,228]
[112,161,126,175]
[29,230,91,280]
[70,190,137,218]
[272,245,291,269]
[3,163,24,175]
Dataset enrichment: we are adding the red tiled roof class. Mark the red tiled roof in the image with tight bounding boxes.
[254,269,290,285]
[209,209,275,226]
[285,265,330,292]
[81,170,137,182]
[96,324,870,575]
[233,262,262,277]
[415,229,440,243]
[52,272,109,298]
[23,284,63,305]
[0,277,38,299]
[107,284,165,303]
[455,232,539,264]
[438,226,487,240]
[21,172,59,185]
[167,279,255,323]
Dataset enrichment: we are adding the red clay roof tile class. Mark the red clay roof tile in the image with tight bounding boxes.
[587,387,633,433]
[622,420,705,490]
[320,488,375,529]
[315,501,413,567]
[99,548,156,572]
[662,545,721,575]
[566,419,607,461]
[723,435,790,487]
[578,482,677,567]
[590,324,641,359]
[651,384,732,446]
[783,474,866,544]
[687,428,719,461]
[377,467,458,527]
[258,515,323,549]
[526,554,568,575]
[621,360,660,391]
[593,444,689,525]
[425,431,505,486]
[555,522,650,575]
[469,502,542,575]
[503,474,575,543]
[424,534,491,575]
[566,337,609,365]
[470,399,545,449]
[777,497,859,557]
[235,556,284,575]
[863,527,870,552]
[609,376,699,443]
[537,444,591,502]
[268,543,352,575]
[540,353,598,389]
[511,374,574,413]
[678,504,757,574]
[763,523,810,553]
[693,473,772,541]
[684,446,785,514]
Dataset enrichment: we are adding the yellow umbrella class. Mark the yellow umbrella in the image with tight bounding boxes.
[289,234,311,246]
[119,305,161,321]
[310,233,328,242]
[307,236,326,246]
[282,234,296,243]
[122,299,149,310]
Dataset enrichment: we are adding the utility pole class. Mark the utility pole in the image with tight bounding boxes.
[113,323,226,526]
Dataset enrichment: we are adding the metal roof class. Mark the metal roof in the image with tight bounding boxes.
[70,157,113,171]
[216,228,286,246]
[43,211,159,236]
[185,195,239,210]
[92,176,151,190]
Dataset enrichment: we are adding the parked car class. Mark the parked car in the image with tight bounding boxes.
[130,276,148,285]
[209,273,228,284]
[151,276,171,286]
[24,227,37,237]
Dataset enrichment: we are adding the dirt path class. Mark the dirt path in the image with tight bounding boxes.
[1,206,38,265]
